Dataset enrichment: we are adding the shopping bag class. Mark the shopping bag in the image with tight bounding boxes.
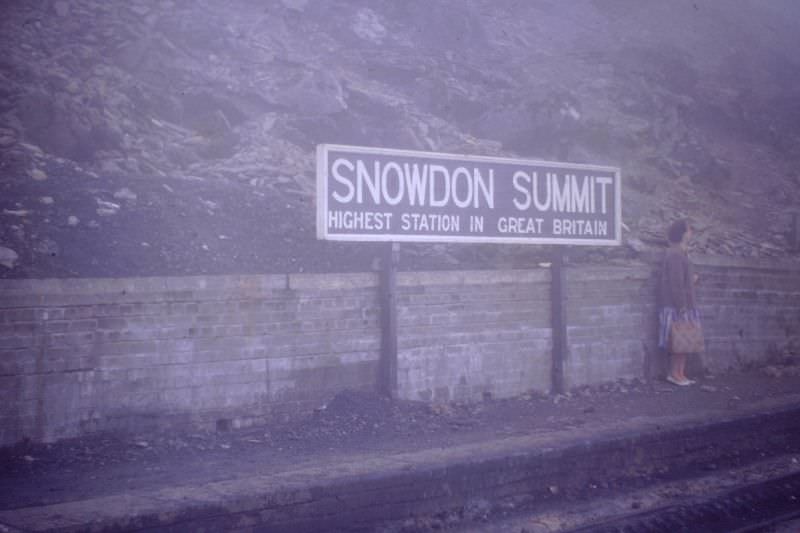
[669,318,705,354]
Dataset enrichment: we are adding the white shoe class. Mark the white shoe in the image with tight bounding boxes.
[667,375,690,386]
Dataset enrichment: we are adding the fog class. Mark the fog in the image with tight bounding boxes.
[3,2,800,530]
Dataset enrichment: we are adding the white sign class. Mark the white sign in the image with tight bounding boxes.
[317,144,622,246]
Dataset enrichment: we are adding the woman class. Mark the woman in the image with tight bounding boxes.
[659,219,702,386]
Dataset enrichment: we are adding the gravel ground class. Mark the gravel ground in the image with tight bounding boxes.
[2,366,800,512]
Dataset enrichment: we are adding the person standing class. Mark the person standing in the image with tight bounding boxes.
[659,219,702,386]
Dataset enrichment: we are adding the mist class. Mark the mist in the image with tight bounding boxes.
[1,0,799,278]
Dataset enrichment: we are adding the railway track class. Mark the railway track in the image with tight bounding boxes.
[465,454,800,533]
[567,471,800,533]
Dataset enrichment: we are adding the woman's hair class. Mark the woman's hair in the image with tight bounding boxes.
[667,219,690,244]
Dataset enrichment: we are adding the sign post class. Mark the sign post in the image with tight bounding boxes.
[550,249,566,395]
[316,144,622,396]
[380,242,399,398]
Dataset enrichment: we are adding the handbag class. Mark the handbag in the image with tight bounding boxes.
[669,318,705,354]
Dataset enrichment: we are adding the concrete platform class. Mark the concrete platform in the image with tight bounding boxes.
[2,377,800,532]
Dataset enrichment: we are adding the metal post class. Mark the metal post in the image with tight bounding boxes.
[379,242,399,398]
[550,249,566,395]
[550,143,571,396]
[793,213,800,253]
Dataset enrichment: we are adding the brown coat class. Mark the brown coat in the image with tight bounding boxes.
[660,245,696,310]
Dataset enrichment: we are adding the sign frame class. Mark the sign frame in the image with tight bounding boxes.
[316,144,622,247]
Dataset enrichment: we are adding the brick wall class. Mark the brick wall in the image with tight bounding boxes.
[563,256,800,388]
[694,256,800,373]
[0,274,381,445]
[396,270,552,402]
[565,265,658,389]
[1,257,799,446]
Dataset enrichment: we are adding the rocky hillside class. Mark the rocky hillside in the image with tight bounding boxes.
[2,0,800,278]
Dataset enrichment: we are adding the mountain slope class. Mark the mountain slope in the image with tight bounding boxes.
[1,0,799,278]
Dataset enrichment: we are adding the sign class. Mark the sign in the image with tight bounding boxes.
[316,144,621,246]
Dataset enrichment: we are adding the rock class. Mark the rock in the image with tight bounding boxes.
[272,70,346,116]
[29,169,47,181]
[353,8,387,43]
[463,497,491,520]
[0,128,16,147]
[763,364,800,378]
[0,246,19,269]
[429,403,454,416]
[113,188,138,201]
[700,385,717,393]
[553,394,567,404]
[100,160,123,174]
[96,199,120,216]
[626,237,648,253]
[40,196,54,205]
[53,1,70,17]
[67,215,79,226]
[34,238,59,257]
[3,209,29,217]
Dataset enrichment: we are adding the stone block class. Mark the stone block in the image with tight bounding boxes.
[288,272,377,291]
[399,269,548,288]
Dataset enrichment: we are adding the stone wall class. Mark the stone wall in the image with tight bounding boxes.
[565,265,658,389]
[694,256,800,373]
[563,257,800,388]
[1,257,799,446]
[0,274,381,445]
[397,270,552,402]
